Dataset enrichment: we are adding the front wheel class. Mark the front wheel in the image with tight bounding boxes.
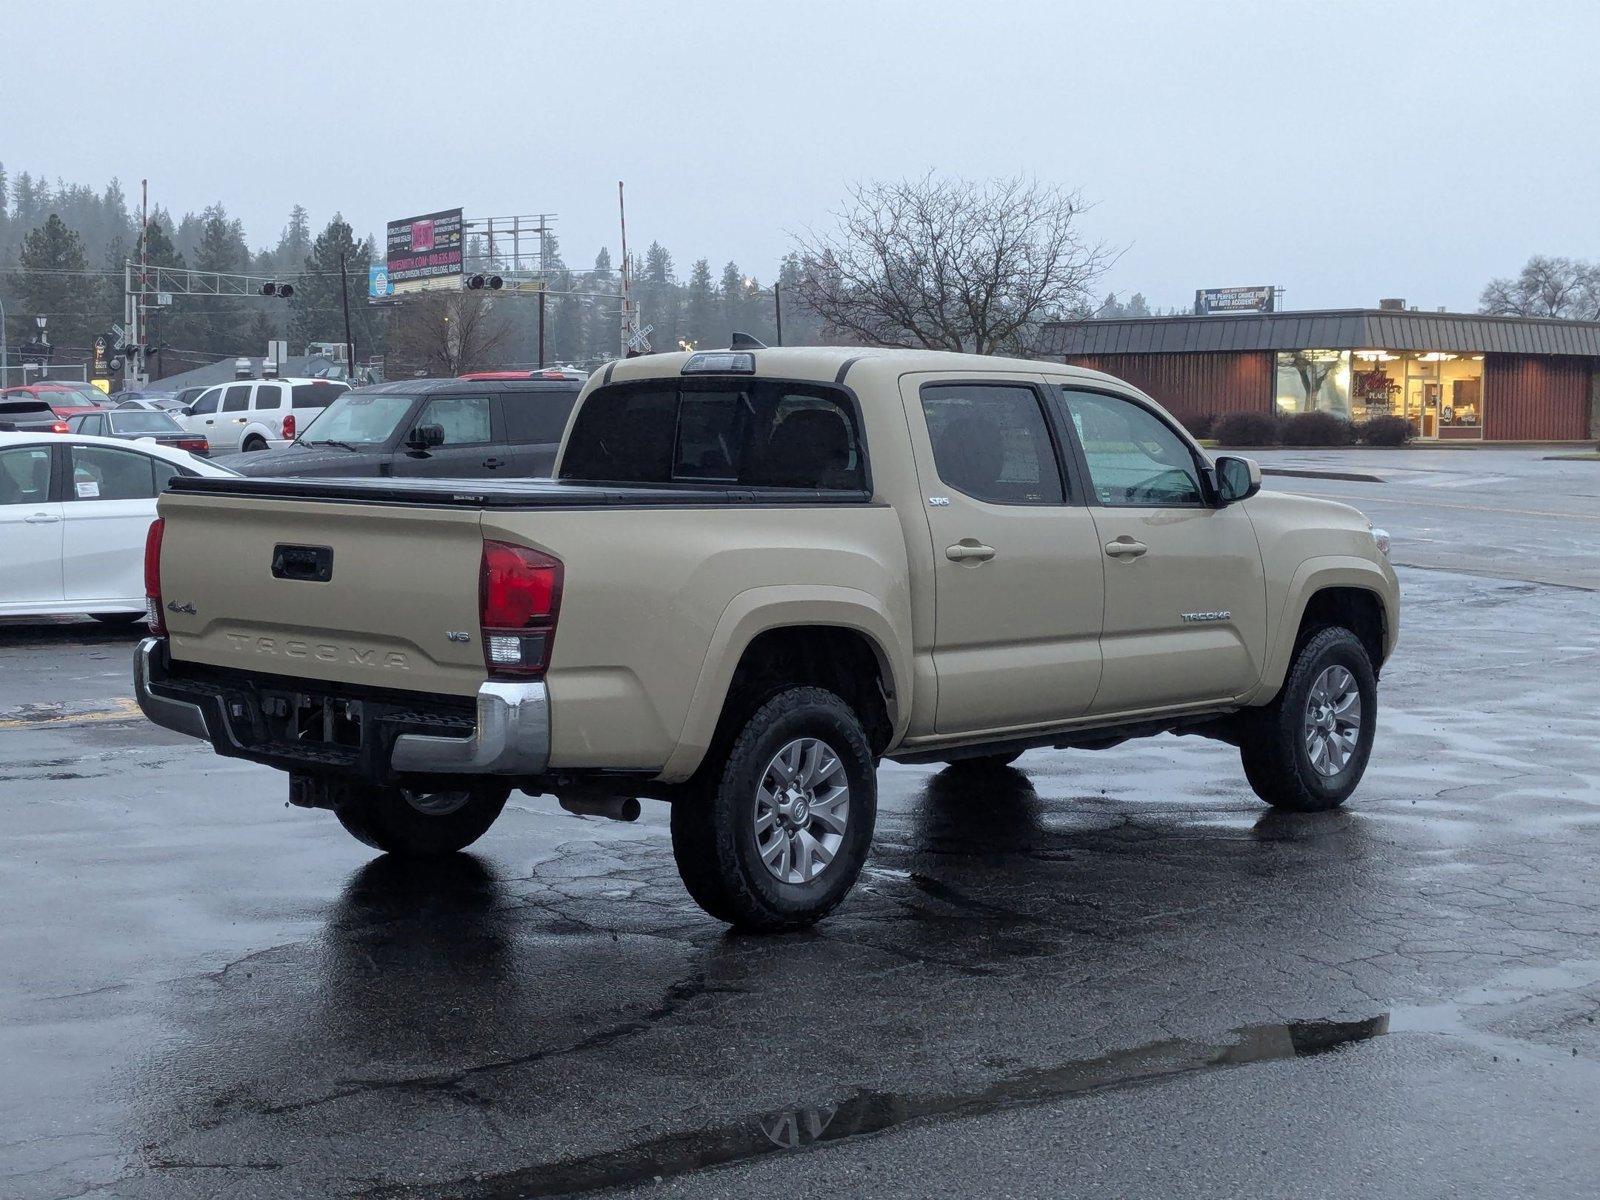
[335,784,509,856]
[671,686,876,932]
[1240,626,1377,812]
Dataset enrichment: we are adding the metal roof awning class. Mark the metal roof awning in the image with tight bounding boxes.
[1036,309,1600,358]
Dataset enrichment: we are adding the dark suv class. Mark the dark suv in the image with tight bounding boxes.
[225,377,583,479]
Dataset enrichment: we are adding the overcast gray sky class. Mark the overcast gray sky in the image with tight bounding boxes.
[8,0,1597,312]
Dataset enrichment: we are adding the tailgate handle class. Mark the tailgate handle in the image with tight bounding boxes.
[271,544,334,583]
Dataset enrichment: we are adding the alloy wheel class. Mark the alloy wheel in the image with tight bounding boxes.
[754,737,850,884]
[1303,665,1362,777]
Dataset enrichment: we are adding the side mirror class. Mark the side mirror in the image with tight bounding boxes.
[1213,455,1261,504]
[408,423,445,450]
[181,407,194,417]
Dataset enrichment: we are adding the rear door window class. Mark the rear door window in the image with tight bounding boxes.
[221,385,251,413]
[68,445,158,501]
[253,384,285,410]
[920,383,1066,505]
[500,387,580,444]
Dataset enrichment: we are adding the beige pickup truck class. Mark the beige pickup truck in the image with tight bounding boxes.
[135,346,1398,930]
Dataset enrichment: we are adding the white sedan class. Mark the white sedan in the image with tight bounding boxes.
[0,431,238,624]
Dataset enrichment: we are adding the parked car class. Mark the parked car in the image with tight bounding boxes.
[67,409,211,454]
[0,431,236,623]
[110,390,184,412]
[0,398,71,434]
[224,376,582,479]
[176,378,350,454]
[136,345,1400,930]
[2,382,113,422]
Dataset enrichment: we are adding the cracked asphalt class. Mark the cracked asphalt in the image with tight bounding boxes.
[3,448,1599,1199]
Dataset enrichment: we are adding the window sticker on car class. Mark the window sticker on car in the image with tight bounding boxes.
[76,480,100,498]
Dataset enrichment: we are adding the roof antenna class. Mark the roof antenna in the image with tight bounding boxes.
[729,332,767,350]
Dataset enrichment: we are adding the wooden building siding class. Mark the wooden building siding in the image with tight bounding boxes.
[1063,352,1273,423]
[1484,354,1594,441]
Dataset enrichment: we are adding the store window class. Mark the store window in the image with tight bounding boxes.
[1275,351,1352,416]
[1351,351,1484,438]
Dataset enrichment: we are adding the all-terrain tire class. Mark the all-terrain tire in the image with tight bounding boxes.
[1240,625,1377,812]
[670,686,876,932]
[335,785,509,856]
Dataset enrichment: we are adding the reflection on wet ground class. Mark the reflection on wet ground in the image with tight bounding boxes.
[418,1014,1392,1199]
[5,567,1600,1198]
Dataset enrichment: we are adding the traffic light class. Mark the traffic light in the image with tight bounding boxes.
[466,274,503,290]
[259,281,295,298]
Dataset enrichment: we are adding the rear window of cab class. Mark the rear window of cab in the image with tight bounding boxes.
[559,380,866,491]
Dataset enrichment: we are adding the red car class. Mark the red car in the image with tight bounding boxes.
[0,381,113,423]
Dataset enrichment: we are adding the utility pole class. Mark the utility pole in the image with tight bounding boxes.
[339,252,355,379]
[617,180,632,358]
[773,282,783,346]
[537,290,546,368]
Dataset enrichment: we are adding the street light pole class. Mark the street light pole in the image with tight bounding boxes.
[0,294,8,387]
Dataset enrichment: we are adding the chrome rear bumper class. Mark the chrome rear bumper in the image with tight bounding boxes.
[133,637,550,778]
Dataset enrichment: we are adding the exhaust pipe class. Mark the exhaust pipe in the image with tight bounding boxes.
[557,793,641,822]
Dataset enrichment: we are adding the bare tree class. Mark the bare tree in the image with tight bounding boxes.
[386,290,512,376]
[791,174,1115,355]
[1479,255,1600,320]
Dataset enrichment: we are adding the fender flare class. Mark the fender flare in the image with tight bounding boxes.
[1244,555,1398,706]
[656,586,912,783]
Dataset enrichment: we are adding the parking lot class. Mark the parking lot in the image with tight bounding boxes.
[4,447,1599,1200]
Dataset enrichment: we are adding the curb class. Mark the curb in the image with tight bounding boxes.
[1262,467,1385,484]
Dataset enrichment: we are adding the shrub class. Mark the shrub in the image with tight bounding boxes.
[1357,415,1415,447]
[1214,412,1282,447]
[1280,411,1356,447]
[1180,412,1218,439]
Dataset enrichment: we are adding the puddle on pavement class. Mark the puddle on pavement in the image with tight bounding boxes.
[455,1013,1389,1199]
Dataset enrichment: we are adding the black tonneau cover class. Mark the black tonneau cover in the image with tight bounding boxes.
[166,473,871,509]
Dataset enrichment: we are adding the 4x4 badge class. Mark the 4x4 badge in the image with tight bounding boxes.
[166,600,197,615]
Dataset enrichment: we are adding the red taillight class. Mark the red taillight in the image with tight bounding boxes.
[282,413,296,440]
[51,421,69,434]
[144,518,166,634]
[178,437,208,454]
[479,540,562,678]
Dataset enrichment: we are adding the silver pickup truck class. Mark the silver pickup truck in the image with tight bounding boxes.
[135,346,1399,930]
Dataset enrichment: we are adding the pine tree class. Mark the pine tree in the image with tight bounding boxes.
[18,214,97,362]
[685,258,715,349]
[585,248,619,363]
[719,261,745,345]
[289,214,378,365]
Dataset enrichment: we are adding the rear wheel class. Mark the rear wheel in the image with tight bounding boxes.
[241,435,267,452]
[334,784,509,856]
[671,686,875,932]
[1240,626,1376,812]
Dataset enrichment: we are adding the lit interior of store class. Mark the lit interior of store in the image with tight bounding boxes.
[1275,350,1486,438]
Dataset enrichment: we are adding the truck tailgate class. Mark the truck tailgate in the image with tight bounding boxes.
[157,490,488,698]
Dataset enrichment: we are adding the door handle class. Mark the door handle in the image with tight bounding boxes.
[1104,538,1148,559]
[946,541,996,563]
[482,457,507,469]
[24,513,61,524]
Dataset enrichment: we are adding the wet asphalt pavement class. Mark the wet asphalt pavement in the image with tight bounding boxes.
[4,448,1599,1199]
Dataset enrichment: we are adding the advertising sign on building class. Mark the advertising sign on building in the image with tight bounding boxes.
[385,208,464,292]
[1194,285,1277,315]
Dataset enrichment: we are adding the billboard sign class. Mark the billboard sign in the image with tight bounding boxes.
[1194,285,1276,315]
[386,208,463,292]
[368,263,394,299]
